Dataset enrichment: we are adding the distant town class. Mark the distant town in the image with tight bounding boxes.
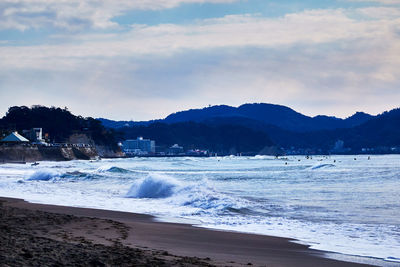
[0,126,211,162]
[0,128,209,158]
[120,137,209,157]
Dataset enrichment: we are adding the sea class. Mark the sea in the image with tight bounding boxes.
[0,155,399,266]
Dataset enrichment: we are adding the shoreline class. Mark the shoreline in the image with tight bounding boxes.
[2,153,400,165]
[0,196,381,266]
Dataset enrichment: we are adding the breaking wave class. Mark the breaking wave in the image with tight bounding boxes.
[28,170,103,182]
[60,171,102,181]
[27,170,59,181]
[97,165,130,173]
[125,173,247,214]
[126,174,180,199]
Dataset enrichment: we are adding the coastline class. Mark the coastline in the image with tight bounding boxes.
[1,197,379,267]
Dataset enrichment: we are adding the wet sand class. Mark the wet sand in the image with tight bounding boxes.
[0,197,374,266]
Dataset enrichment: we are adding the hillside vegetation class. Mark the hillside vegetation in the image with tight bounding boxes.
[0,105,117,148]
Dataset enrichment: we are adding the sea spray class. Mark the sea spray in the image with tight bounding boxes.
[126,173,180,198]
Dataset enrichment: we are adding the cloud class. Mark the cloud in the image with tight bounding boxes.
[0,7,400,119]
[2,8,400,69]
[357,6,400,18]
[1,43,400,120]
[0,0,237,31]
[346,0,400,4]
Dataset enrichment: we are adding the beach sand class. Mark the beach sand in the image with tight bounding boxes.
[0,197,373,266]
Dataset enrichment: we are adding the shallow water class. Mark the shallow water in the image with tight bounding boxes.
[0,155,399,264]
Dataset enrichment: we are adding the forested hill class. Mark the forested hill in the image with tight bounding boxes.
[162,103,374,132]
[0,106,117,147]
[202,108,400,153]
[99,103,374,132]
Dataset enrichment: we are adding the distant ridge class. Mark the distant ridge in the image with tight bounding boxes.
[100,103,374,132]
[164,103,373,132]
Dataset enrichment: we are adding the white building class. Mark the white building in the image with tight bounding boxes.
[22,128,45,144]
[122,137,155,155]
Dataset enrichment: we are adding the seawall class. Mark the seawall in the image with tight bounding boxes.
[0,145,98,163]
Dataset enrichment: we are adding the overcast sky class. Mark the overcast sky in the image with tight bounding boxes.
[0,0,399,120]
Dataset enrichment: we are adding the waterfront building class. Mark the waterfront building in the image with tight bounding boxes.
[168,144,184,155]
[122,137,155,155]
[0,131,29,143]
[22,128,46,144]
[186,149,209,156]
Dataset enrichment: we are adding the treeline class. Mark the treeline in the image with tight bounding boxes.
[0,105,118,148]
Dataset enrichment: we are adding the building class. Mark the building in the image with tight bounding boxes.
[22,128,45,144]
[122,137,155,155]
[1,131,29,143]
[186,149,209,156]
[168,144,184,155]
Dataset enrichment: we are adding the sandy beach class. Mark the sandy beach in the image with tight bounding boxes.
[0,197,375,267]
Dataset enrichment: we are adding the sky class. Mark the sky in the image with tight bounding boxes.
[0,0,399,120]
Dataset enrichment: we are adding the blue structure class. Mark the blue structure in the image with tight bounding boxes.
[122,137,155,155]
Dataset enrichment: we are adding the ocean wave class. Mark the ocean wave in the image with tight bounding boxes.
[96,165,130,173]
[310,164,336,170]
[125,174,248,214]
[27,170,59,181]
[60,171,102,181]
[27,169,104,182]
[126,174,180,199]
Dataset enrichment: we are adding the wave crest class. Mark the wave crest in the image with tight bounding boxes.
[28,170,59,181]
[126,174,180,199]
[97,165,130,173]
[125,174,248,215]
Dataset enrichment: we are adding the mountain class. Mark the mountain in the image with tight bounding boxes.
[99,103,373,132]
[337,108,400,150]
[161,103,373,132]
[343,112,373,128]
[262,108,400,152]
[98,118,136,129]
